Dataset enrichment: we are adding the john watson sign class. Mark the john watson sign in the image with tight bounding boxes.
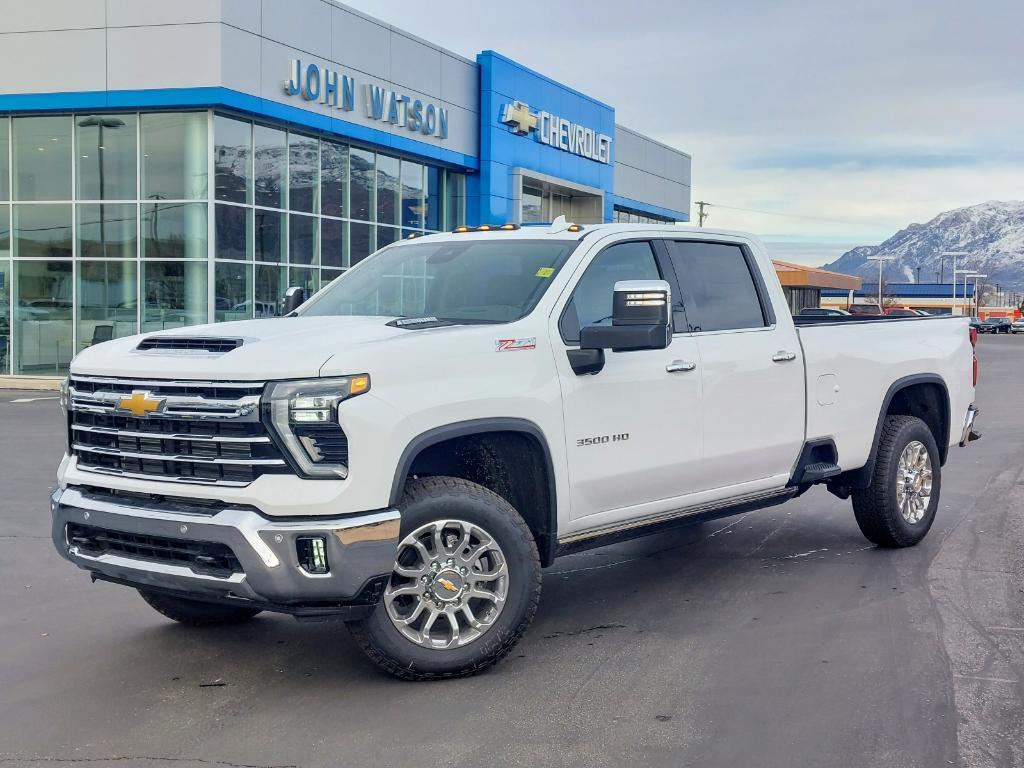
[284,59,449,140]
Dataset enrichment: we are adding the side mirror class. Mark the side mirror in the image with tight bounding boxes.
[282,286,307,316]
[569,280,672,375]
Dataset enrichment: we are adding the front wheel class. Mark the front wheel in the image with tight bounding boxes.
[852,415,941,547]
[348,476,542,681]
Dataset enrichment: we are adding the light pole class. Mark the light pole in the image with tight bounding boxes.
[940,250,968,287]
[77,116,126,258]
[952,268,975,316]
[964,273,986,317]
[866,255,894,308]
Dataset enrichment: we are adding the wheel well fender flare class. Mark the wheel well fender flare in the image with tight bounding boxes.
[388,418,559,562]
[844,373,950,488]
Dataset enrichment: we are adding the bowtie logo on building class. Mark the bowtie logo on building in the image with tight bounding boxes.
[501,101,538,135]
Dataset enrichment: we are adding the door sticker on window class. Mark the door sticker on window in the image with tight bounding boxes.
[535,267,555,278]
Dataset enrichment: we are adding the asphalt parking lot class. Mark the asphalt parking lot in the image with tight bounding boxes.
[1,336,1021,768]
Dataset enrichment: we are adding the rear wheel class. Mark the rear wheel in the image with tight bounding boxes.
[349,476,542,681]
[852,415,941,547]
[138,589,261,626]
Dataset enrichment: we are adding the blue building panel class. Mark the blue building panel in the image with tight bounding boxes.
[474,50,619,226]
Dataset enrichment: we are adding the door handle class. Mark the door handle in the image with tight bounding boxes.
[772,351,797,363]
[666,360,697,373]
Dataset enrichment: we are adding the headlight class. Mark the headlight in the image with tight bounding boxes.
[264,375,369,479]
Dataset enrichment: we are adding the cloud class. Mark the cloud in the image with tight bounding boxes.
[345,0,1024,262]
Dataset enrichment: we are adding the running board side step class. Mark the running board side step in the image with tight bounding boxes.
[799,461,842,483]
[555,488,796,557]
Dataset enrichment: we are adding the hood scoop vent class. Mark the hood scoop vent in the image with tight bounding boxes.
[136,336,244,354]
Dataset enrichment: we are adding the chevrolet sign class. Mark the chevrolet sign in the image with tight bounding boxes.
[501,100,612,164]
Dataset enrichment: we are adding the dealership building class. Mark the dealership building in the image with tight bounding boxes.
[0,1,691,379]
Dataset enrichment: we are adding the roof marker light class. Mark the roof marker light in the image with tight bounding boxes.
[453,226,470,233]
[476,224,492,231]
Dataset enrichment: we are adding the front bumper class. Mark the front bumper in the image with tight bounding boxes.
[960,404,981,447]
[50,486,400,616]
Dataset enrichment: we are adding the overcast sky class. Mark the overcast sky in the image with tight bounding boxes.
[346,0,1022,265]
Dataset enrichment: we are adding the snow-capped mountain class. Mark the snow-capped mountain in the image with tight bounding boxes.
[825,201,1024,288]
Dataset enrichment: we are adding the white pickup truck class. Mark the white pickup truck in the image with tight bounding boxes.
[51,220,981,680]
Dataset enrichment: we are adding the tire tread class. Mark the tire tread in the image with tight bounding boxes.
[348,476,542,681]
[852,415,938,547]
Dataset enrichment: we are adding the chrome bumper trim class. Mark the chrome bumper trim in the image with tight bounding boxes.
[51,486,400,604]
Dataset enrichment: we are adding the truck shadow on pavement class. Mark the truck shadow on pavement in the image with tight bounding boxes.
[86,496,908,693]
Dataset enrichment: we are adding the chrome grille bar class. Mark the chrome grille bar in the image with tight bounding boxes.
[68,386,260,421]
[72,443,286,466]
[70,424,272,444]
[67,375,288,487]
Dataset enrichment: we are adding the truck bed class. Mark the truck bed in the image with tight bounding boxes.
[795,315,973,473]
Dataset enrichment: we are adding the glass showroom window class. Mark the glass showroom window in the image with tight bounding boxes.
[13,116,72,201]
[141,112,207,201]
[14,260,73,375]
[0,118,9,201]
[77,203,136,259]
[142,260,207,332]
[215,115,252,204]
[77,260,136,352]
[76,114,137,201]
[215,261,252,323]
[321,140,348,219]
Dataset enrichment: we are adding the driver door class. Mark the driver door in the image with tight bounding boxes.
[551,237,704,527]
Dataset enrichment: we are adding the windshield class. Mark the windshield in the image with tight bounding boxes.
[299,239,577,323]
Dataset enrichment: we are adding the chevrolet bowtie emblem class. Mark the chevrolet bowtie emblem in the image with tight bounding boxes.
[437,578,457,592]
[118,391,165,418]
[501,100,537,135]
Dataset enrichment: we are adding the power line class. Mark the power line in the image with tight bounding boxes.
[694,201,874,228]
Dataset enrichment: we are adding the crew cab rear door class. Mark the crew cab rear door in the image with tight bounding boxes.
[552,237,704,523]
[662,238,805,494]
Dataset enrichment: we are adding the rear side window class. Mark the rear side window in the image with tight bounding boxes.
[559,240,660,343]
[666,241,767,332]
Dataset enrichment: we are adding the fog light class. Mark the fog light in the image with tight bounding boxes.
[297,536,329,574]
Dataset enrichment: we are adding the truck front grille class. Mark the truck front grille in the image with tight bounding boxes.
[68,375,289,486]
[66,522,243,577]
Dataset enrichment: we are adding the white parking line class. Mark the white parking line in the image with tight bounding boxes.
[8,397,59,403]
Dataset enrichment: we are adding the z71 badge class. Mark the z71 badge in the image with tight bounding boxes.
[495,338,536,352]
[577,433,629,447]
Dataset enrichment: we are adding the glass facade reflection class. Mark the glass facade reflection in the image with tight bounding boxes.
[0,110,466,376]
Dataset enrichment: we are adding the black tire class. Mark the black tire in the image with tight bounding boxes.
[852,415,941,547]
[138,589,262,626]
[348,476,542,681]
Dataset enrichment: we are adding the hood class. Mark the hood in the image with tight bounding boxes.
[69,316,426,380]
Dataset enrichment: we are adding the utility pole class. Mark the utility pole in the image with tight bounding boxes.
[916,266,922,283]
[694,201,710,227]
